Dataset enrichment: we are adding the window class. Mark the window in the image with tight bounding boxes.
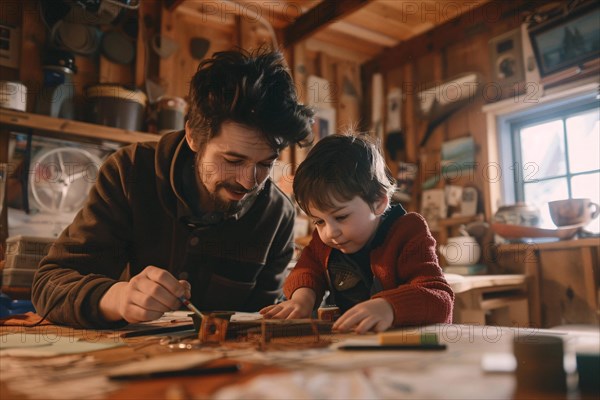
[509,99,599,232]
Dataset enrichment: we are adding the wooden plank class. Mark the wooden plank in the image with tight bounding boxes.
[579,247,599,315]
[19,0,44,113]
[364,0,534,74]
[278,44,294,170]
[0,126,8,245]
[497,238,600,252]
[0,0,21,82]
[292,42,308,171]
[362,2,433,32]
[328,21,397,47]
[539,249,599,326]
[378,0,488,26]
[304,38,372,64]
[335,60,361,132]
[344,11,415,41]
[284,0,370,46]
[135,0,162,88]
[0,110,157,144]
[174,3,237,32]
[402,63,417,164]
[449,274,527,294]
[230,0,326,30]
[233,0,301,29]
[382,67,402,177]
[311,30,382,58]
[160,7,237,98]
[164,0,185,11]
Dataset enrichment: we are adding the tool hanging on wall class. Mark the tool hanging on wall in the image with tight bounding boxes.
[417,73,482,148]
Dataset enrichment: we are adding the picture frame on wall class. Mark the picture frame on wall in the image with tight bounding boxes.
[528,2,600,77]
[420,189,447,232]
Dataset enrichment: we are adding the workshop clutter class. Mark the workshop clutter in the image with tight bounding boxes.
[1,235,55,300]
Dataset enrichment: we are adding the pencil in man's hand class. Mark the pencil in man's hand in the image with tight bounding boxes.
[179,296,203,318]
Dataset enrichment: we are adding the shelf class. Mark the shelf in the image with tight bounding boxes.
[496,237,600,252]
[436,214,484,246]
[0,110,159,145]
[438,214,484,228]
[0,110,160,246]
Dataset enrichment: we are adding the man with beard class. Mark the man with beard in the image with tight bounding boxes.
[32,50,314,328]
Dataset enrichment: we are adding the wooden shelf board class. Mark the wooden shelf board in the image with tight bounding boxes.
[438,214,483,227]
[480,294,528,311]
[497,237,600,252]
[0,110,158,144]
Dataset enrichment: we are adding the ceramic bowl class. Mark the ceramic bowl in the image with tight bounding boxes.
[493,203,540,227]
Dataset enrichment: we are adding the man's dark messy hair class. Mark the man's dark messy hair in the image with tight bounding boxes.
[187,48,314,151]
[293,133,396,215]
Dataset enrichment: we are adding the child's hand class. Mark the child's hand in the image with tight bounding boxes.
[259,299,312,319]
[259,288,316,319]
[332,298,394,334]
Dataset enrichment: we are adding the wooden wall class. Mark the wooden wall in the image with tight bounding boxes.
[3,0,535,216]
[363,2,529,219]
[1,0,365,186]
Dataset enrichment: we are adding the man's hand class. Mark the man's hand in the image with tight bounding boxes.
[332,298,394,334]
[99,266,191,323]
[259,287,316,319]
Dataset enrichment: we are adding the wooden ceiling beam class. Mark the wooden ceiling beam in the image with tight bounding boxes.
[344,11,415,40]
[163,0,185,12]
[329,21,398,47]
[312,30,383,58]
[305,38,372,64]
[284,0,370,47]
[363,0,542,74]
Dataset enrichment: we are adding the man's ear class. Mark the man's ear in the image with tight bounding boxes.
[374,195,390,216]
[185,121,200,152]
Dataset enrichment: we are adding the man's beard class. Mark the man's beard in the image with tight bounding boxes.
[208,181,261,215]
[194,154,262,215]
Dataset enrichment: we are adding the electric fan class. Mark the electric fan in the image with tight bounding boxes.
[29,147,103,214]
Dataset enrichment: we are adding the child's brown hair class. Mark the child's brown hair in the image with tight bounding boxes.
[293,133,396,215]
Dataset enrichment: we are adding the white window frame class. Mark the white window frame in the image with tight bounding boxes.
[482,80,599,217]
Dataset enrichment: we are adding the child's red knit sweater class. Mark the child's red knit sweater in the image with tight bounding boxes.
[284,212,454,326]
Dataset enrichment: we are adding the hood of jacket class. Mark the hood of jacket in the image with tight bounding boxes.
[153,130,193,220]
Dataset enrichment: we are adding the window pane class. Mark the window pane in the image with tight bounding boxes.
[524,178,568,228]
[519,120,566,180]
[566,110,600,173]
[572,172,600,233]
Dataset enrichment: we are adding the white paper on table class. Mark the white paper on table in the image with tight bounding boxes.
[127,310,193,327]
[213,370,382,400]
[0,334,123,356]
[481,352,517,372]
[231,312,263,322]
[108,352,221,377]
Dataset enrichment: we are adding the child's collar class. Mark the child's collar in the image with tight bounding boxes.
[371,203,407,248]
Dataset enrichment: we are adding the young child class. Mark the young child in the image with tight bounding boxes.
[260,133,454,333]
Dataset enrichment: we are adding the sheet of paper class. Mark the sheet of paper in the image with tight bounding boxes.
[1,355,122,399]
[126,310,193,327]
[231,312,262,322]
[0,334,123,356]
[108,352,220,377]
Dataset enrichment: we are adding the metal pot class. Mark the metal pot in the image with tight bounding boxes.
[85,84,147,131]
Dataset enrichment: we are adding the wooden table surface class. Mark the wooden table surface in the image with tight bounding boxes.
[1,319,598,399]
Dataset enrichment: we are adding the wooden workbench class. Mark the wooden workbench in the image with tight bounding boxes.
[446,274,529,327]
[1,317,598,399]
[495,238,600,328]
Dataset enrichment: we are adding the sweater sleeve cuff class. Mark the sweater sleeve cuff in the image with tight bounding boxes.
[373,289,453,326]
[283,272,326,303]
[81,279,128,329]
